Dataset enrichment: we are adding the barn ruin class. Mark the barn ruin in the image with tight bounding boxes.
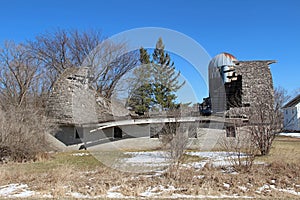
[206,52,275,116]
[47,52,276,145]
[46,67,114,145]
[202,52,276,135]
[47,67,150,145]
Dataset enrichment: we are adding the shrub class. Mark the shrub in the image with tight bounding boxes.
[0,106,56,162]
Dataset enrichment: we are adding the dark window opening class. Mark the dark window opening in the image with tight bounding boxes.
[225,75,242,110]
[226,126,236,137]
[199,97,212,116]
[67,77,76,80]
[114,127,123,138]
[243,103,250,107]
[75,128,80,139]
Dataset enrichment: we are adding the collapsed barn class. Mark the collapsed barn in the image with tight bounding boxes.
[46,67,115,145]
[200,52,276,136]
[202,52,275,118]
[47,52,276,145]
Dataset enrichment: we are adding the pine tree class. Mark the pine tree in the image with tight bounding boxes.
[127,39,184,114]
[152,37,184,110]
[127,47,153,115]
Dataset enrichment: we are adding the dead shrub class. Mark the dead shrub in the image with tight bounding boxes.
[0,106,56,163]
[159,121,189,166]
[218,126,256,172]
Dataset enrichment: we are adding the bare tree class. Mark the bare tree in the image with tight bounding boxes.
[0,41,42,107]
[28,29,138,98]
[291,87,300,99]
[274,86,290,111]
[28,29,73,74]
[225,84,286,156]
[68,29,104,67]
[0,41,57,162]
[245,93,282,155]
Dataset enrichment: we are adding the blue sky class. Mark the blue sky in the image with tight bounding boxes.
[0,0,299,102]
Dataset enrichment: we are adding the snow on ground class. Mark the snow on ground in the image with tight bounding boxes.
[279,132,300,138]
[170,193,253,199]
[0,184,35,198]
[1,150,298,199]
[72,152,90,156]
[256,184,300,196]
[123,151,170,167]
[123,151,247,169]
[106,186,129,198]
[1,181,299,198]
[186,151,247,168]
[139,185,183,197]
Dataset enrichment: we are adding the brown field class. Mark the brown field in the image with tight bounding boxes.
[0,136,299,199]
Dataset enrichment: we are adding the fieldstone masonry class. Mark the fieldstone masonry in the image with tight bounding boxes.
[47,67,113,125]
[225,60,275,117]
[47,55,277,145]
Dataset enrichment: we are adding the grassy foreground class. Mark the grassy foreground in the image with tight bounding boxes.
[0,136,299,199]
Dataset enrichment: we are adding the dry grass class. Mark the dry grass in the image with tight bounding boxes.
[0,136,299,199]
[256,136,300,164]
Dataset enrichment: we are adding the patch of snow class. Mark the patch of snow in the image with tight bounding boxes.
[194,175,205,179]
[139,185,185,197]
[223,183,230,189]
[72,152,90,156]
[256,184,300,196]
[254,161,265,165]
[269,185,276,189]
[186,151,247,168]
[279,132,300,138]
[182,160,207,169]
[0,184,35,198]
[271,179,276,184]
[139,186,162,197]
[256,184,272,193]
[122,151,250,171]
[107,186,127,198]
[170,193,253,199]
[69,192,91,198]
[83,170,98,174]
[123,151,170,167]
[238,186,248,192]
[187,151,246,159]
[42,193,53,198]
[277,188,300,196]
[11,190,35,198]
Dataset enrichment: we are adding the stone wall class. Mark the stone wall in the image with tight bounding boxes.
[47,67,113,125]
[226,60,275,117]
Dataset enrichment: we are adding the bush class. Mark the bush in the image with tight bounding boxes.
[218,126,256,172]
[159,120,189,165]
[0,106,56,162]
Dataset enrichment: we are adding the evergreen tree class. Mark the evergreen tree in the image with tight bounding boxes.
[127,83,153,115]
[127,39,184,114]
[152,37,185,110]
[127,47,153,115]
[140,47,150,65]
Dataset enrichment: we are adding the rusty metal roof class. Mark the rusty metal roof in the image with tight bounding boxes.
[209,52,237,68]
